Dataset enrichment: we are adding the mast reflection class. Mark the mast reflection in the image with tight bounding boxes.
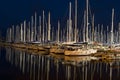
[3,47,120,80]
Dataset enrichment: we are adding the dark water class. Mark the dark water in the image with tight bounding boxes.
[0,46,120,80]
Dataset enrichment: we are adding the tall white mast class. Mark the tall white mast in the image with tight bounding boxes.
[92,15,94,42]
[97,24,100,42]
[107,25,109,43]
[63,28,65,42]
[20,23,23,42]
[45,22,48,42]
[48,12,51,41]
[39,16,42,42]
[57,20,60,42]
[111,8,114,45]
[94,26,97,42]
[31,16,34,42]
[83,11,86,42]
[61,29,63,42]
[86,0,89,42]
[34,12,37,41]
[101,24,103,43]
[67,20,69,42]
[42,10,45,42]
[23,20,26,42]
[68,2,72,42]
[74,0,77,42]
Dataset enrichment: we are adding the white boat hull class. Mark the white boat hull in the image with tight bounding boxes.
[64,49,97,56]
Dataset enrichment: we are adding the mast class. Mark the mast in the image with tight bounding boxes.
[92,15,94,42]
[6,28,8,42]
[118,23,120,43]
[9,28,12,42]
[107,25,109,43]
[86,0,89,42]
[111,8,114,45]
[67,20,69,42]
[31,16,34,42]
[61,29,63,42]
[48,12,51,41]
[39,16,42,42]
[74,0,77,42]
[83,10,86,42]
[68,2,72,42]
[23,20,26,42]
[28,22,31,42]
[20,23,23,42]
[34,12,37,41]
[42,10,45,42]
[97,24,100,42]
[12,25,14,42]
[63,28,65,42]
[45,21,48,42]
[101,24,103,43]
[94,26,97,42]
[57,20,60,42]
[76,28,79,42]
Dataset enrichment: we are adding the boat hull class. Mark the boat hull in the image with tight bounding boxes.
[50,48,64,54]
[64,49,97,56]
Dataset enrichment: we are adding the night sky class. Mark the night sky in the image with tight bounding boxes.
[0,0,120,33]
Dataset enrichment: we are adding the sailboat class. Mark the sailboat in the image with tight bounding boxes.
[50,21,65,54]
[50,2,74,54]
[64,0,97,56]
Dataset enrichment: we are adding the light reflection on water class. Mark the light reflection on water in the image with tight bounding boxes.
[1,47,120,80]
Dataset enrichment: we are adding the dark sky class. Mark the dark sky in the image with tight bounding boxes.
[0,0,120,32]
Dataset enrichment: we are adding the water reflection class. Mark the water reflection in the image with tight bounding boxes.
[2,47,120,80]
